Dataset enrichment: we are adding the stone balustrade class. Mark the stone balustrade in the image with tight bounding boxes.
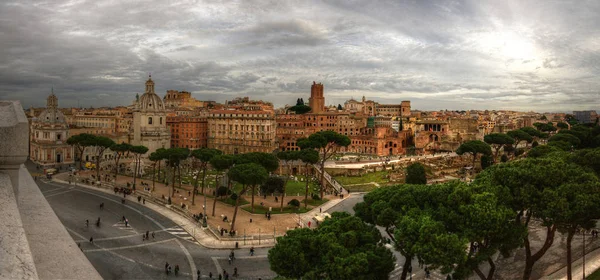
[0,101,102,280]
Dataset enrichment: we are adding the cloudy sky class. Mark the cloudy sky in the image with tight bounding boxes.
[1,0,600,112]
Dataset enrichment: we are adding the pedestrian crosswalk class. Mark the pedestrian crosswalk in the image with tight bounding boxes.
[165,226,198,244]
[113,221,137,233]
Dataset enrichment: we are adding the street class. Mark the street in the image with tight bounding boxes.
[31,164,276,279]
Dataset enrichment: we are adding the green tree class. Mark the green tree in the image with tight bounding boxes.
[527,145,562,158]
[556,122,569,129]
[164,148,190,197]
[228,163,268,232]
[476,156,592,279]
[209,154,235,216]
[269,212,395,280]
[405,163,426,184]
[148,150,162,191]
[261,176,285,196]
[565,114,579,126]
[277,150,300,212]
[298,131,351,199]
[129,145,148,190]
[456,140,492,168]
[235,152,279,213]
[484,133,515,159]
[520,126,542,138]
[298,149,319,208]
[507,130,533,148]
[534,122,557,133]
[191,148,222,206]
[552,178,600,280]
[288,104,312,114]
[111,142,132,184]
[480,154,492,169]
[356,181,524,280]
[66,133,95,170]
[87,136,116,180]
[548,133,581,149]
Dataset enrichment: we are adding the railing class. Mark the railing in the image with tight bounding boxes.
[312,164,343,193]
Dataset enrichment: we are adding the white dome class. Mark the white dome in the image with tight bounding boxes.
[136,76,166,112]
[37,109,67,123]
[139,92,165,112]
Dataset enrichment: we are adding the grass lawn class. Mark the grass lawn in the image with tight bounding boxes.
[334,170,390,186]
[284,177,318,196]
[241,204,309,214]
[301,198,329,207]
[589,268,600,280]
[344,183,379,192]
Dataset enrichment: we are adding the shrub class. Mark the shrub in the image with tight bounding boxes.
[217,186,228,198]
[288,199,300,208]
[532,141,539,148]
[311,194,320,200]
[501,154,509,162]
[230,193,238,201]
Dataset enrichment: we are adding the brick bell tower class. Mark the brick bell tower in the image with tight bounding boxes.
[308,81,325,113]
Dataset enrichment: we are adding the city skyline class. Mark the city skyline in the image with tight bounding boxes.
[2,0,600,112]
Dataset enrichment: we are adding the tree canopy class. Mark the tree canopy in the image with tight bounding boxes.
[235,152,279,173]
[483,133,515,158]
[405,163,427,184]
[456,140,492,167]
[475,155,600,279]
[507,130,533,147]
[354,181,524,280]
[298,131,350,199]
[548,133,581,148]
[288,104,312,114]
[269,212,395,280]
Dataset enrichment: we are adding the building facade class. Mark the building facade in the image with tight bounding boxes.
[129,76,171,154]
[30,91,74,166]
[167,115,208,149]
[207,108,277,154]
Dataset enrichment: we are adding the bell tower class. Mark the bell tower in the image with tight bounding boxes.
[145,75,155,93]
[47,88,58,109]
[308,81,324,113]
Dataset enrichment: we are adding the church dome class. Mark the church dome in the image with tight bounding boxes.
[137,75,166,112]
[37,90,67,124]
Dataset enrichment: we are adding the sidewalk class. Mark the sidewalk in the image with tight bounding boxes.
[544,246,600,279]
[51,174,352,250]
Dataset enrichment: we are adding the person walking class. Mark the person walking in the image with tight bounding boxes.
[165,262,169,275]
[233,267,238,277]
[250,247,254,256]
[174,265,179,276]
[89,236,93,244]
[197,269,201,279]
[86,219,89,227]
[152,231,155,239]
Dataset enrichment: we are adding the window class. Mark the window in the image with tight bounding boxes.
[57,134,61,140]
[148,117,153,125]
[160,117,163,124]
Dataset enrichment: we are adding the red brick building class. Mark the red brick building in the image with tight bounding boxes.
[166,116,208,149]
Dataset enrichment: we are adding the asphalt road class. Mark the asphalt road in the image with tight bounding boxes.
[29,163,275,280]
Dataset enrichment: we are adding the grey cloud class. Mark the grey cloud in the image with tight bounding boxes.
[2,0,600,113]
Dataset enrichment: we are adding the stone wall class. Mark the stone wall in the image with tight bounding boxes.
[0,101,102,280]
